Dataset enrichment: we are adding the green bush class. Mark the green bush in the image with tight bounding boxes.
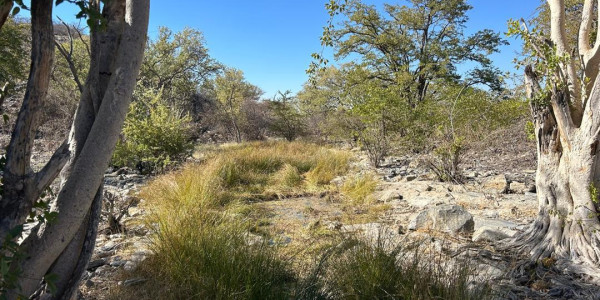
[112,89,193,173]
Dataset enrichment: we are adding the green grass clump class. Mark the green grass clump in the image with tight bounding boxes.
[272,163,304,189]
[138,213,293,299]
[341,173,378,204]
[304,238,489,300]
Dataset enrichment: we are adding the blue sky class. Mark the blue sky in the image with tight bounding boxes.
[50,0,541,99]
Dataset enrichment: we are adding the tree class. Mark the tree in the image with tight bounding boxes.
[268,91,306,141]
[210,68,262,143]
[508,0,600,277]
[315,0,506,107]
[139,26,221,114]
[0,0,149,298]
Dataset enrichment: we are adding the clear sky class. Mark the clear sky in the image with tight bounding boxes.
[49,0,541,99]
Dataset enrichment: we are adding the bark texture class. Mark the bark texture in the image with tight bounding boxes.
[0,0,55,245]
[0,0,149,299]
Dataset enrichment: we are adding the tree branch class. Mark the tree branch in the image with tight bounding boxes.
[578,0,600,99]
[0,0,54,246]
[0,0,13,31]
[548,0,583,110]
[31,139,70,199]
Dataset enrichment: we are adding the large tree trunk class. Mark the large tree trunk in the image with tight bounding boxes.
[0,0,149,299]
[510,65,600,280]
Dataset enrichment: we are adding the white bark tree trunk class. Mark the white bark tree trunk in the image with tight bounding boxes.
[0,0,149,299]
[511,63,600,280]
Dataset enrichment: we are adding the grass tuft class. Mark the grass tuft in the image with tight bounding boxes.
[341,173,378,204]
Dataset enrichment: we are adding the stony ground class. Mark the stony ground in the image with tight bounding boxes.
[76,138,576,299]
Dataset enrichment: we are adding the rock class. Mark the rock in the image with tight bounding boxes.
[472,226,510,242]
[123,261,137,271]
[509,181,527,194]
[378,190,403,202]
[482,174,509,193]
[466,171,480,179]
[87,259,106,271]
[123,278,147,287]
[85,279,94,287]
[397,225,405,235]
[101,241,117,252]
[483,211,499,219]
[473,217,518,231]
[405,174,417,182]
[408,204,474,234]
[406,195,443,209]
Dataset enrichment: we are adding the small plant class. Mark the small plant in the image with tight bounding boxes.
[429,136,465,183]
[358,125,390,168]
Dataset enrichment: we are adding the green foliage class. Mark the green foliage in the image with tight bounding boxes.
[0,225,23,299]
[112,89,193,174]
[310,0,506,105]
[208,68,263,142]
[139,26,221,113]
[268,90,306,141]
[525,121,536,141]
[590,183,599,204]
[0,17,28,96]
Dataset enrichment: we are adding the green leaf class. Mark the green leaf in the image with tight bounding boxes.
[44,273,59,295]
[11,6,19,16]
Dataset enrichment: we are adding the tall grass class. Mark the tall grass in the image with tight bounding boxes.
[117,141,490,300]
[299,237,489,300]
[139,213,293,299]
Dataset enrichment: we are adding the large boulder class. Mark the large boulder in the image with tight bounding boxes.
[408,204,474,234]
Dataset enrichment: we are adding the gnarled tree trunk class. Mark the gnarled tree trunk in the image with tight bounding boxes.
[511,0,600,278]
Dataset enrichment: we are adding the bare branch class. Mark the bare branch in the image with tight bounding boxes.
[54,40,84,93]
[578,0,600,100]
[579,0,594,55]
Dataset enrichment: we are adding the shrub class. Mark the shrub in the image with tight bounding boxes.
[268,91,307,141]
[429,136,465,183]
[112,89,193,174]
